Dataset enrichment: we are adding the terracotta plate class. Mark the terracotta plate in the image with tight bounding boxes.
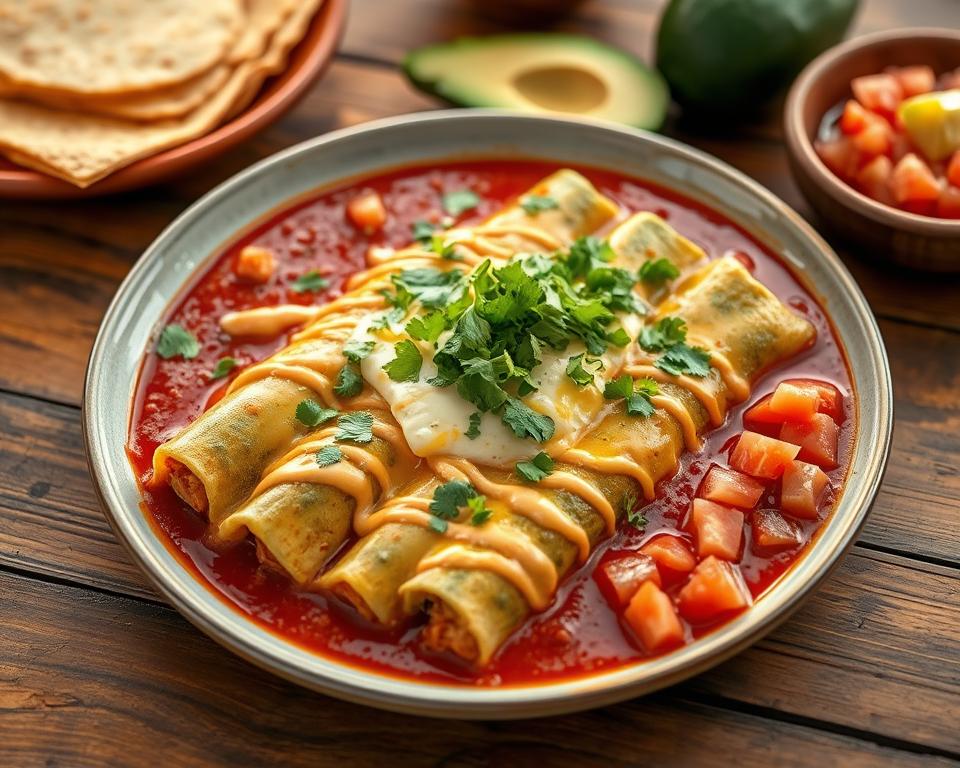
[0,0,346,200]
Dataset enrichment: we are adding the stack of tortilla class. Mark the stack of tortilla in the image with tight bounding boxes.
[0,0,325,187]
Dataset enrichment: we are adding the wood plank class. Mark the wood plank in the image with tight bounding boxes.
[1,568,952,767]
[1,391,958,750]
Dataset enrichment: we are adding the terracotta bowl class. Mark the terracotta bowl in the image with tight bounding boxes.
[784,28,960,272]
[0,0,346,200]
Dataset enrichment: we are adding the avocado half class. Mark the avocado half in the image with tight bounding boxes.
[404,34,669,131]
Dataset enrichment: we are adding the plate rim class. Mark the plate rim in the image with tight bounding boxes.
[83,109,893,718]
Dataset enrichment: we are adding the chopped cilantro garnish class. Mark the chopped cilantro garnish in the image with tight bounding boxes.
[334,364,363,397]
[343,339,374,363]
[429,479,478,520]
[209,356,237,379]
[390,267,467,309]
[411,220,437,243]
[442,189,480,216]
[627,507,648,529]
[291,270,329,293]
[467,494,492,525]
[469,507,492,526]
[383,340,423,382]
[521,195,558,215]
[406,311,447,344]
[465,411,482,440]
[370,307,404,330]
[295,399,338,427]
[503,398,555,442]
[430,233,459,260]
[314,445,342,467]
[516,451,554,482]
[638,258,680,285]
[427,516,448,534]
[639,317,688,352]
[604,375,658,417]
[335,411,374,443]
[655,343,712,377]
[156,324,199,360]
[565,353,603,388]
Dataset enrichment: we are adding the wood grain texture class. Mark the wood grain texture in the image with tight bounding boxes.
[2,0,959,764]
[2,568,956,768]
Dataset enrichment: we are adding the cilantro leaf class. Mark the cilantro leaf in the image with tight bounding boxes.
[565,353,603,388]
[295,399,338,427]
[603,374,634,401]
[639,317,687,352]
[335,411,374,443]
[470,506,492,526]
[502,398,555,442]
[627,506,648,529]
[604,374,658,417]
[291,270,329,293]
[634,377,660,398]
[521,195,558,215]
[210,356,237,379]
[442,189,480,216]
[383,340,423,382]
[405,311,447,344]
[626,393,656,417]
[465,411,482,440]
[411,220,436,243]
[515,451,554,482]
[314,445,343,467]
[429,479,477,519]
[157,324,199,360]
[655,343,711,377]
[639,258,681,285]
[391,267,467,309]
[334,364,364,397]
[428,516,448,534]
[343,339,375,362]
[430,234,459,260]
[456,358,508,412]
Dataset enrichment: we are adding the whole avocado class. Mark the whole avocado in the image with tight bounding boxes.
[656,0,859,111]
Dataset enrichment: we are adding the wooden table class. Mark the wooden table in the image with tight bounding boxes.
[2,1,958,765]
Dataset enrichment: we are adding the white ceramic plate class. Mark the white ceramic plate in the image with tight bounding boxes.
[84,111,892,718]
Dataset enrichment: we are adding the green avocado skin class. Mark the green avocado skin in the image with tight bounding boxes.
[656,0,859,111]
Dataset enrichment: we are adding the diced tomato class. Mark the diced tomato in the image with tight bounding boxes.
[781,460,831,519]
[780,413,839,470]
[839,99,869,134]
[852,73,903,114]
[769,381,821,423]
[890,154,942,204]
[938,185,960,219]
[677,556,751,623]
[890,65,936,97]
[815,137,859,178]
[745,380,843,434]
[346,192,387,234]
[947,153,960,188]
[624,581,685,653]
[597,553,661,608]
[856,155,894,203]
[690,498,744,561]
[751,509,802,553]
[851,120,891,157]
[640,535,696,575]
[700,465,765,509]
[234,245,276,284]
[730,431,800,480]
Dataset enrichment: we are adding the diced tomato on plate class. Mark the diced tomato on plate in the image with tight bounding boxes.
[769,381,822,422]
[624,581,685,652]
[597,553,661,608]
[677,556,752,623]
[781,460,831,519]
[700,464,765,509]
[730,431,800,480]
[750,508,802,553]
[780,413,839,470]
[690,498,744,561]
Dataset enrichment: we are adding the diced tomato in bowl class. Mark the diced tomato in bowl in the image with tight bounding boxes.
[640,535,696,577]
[744,380,843,433]
[730,431,800,480]
[699,464,765,509]
[346,191,387,234]
[690,498,744,561]
[750,509,802,553]
[781,460,831,519]
[624,581,685,653]
[596,553,661,608]
[780,413,839,470]
[890,154,942,205]
[890,65,936,97]
[852,73,903,115]
[938,185,960,219]
[677,557,752,624]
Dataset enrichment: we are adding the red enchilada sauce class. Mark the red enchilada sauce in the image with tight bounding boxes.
[128,161,853,685]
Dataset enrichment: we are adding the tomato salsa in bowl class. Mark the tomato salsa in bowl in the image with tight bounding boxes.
[785,28,960,271]
[84,111,892,717]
